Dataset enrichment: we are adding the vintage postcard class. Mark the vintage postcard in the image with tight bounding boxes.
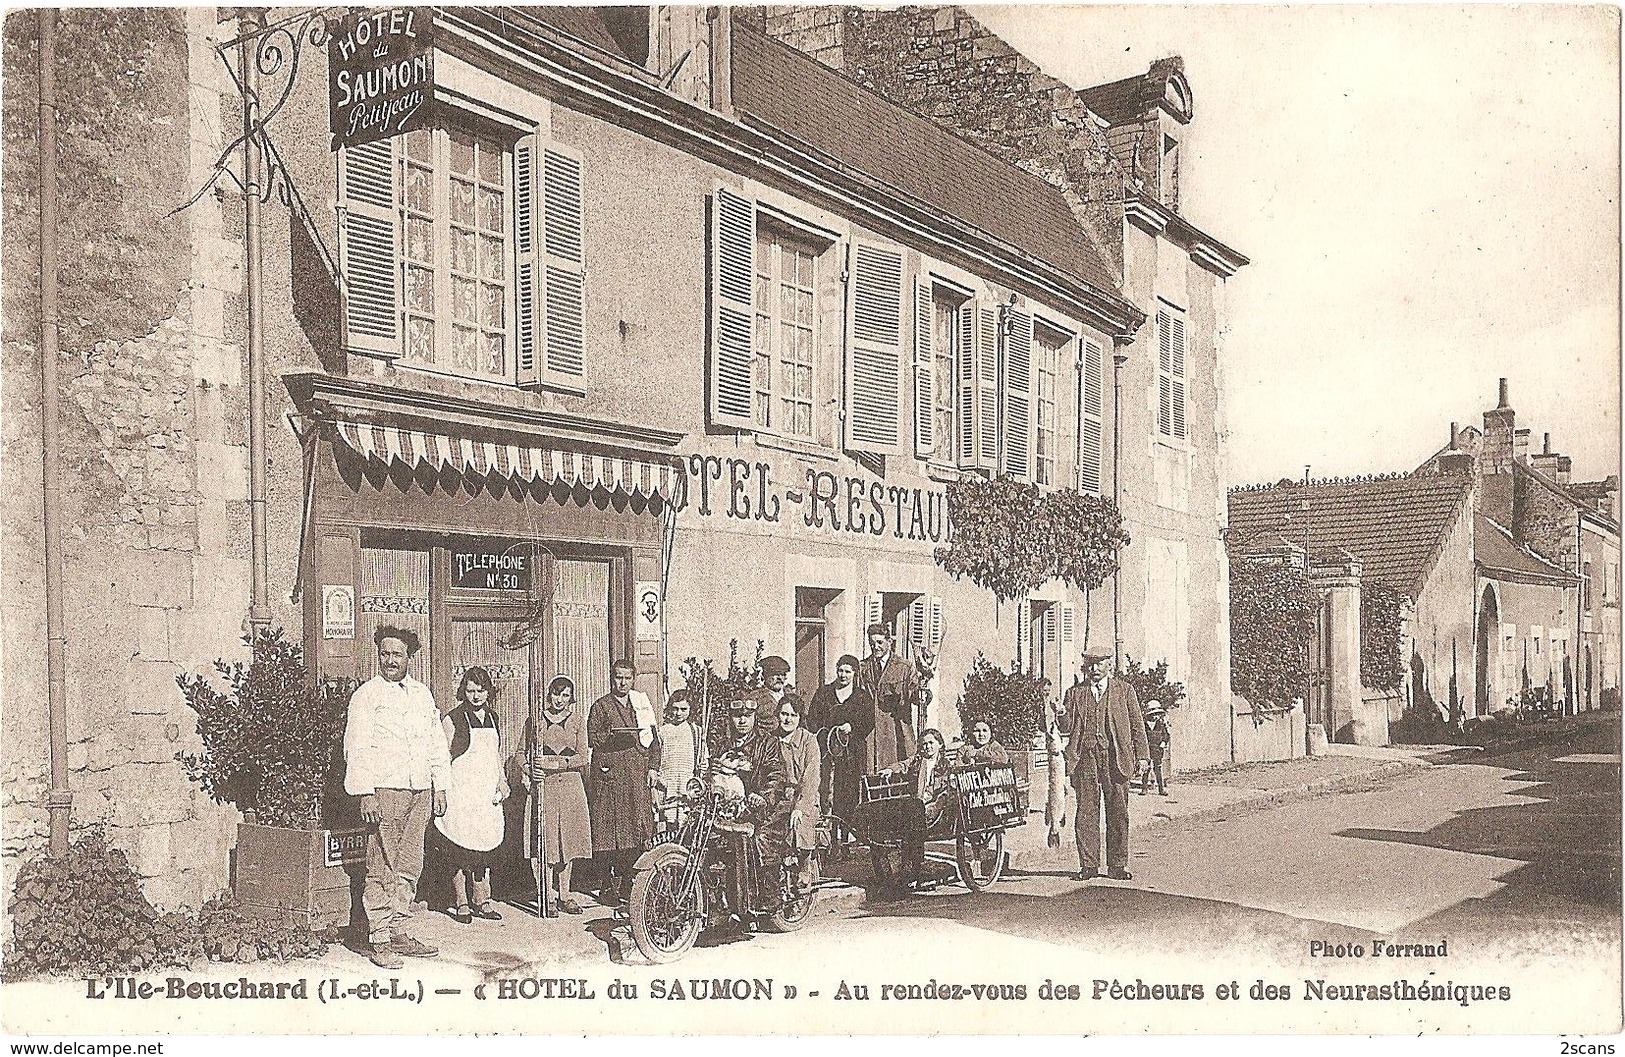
[1,1,1619,1039]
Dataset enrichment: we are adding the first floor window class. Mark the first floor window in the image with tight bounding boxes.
[399,124,512,381]
[753,223,818,437]
[932,290,961,462]
[1035,329,1062,485]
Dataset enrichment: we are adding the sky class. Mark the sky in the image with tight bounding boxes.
[976,4,1621,487]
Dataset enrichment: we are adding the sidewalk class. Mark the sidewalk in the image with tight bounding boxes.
[999,743,1434,872]
[289,746,1439,974]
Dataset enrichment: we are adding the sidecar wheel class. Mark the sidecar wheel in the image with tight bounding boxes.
[629,845,703,964]
[955,830,1005,891]
[764,855,818,933]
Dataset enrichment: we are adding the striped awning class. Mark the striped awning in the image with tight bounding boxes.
[333,420,681,501]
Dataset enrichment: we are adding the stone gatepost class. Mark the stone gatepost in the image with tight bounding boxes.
[1310,551,1365,743]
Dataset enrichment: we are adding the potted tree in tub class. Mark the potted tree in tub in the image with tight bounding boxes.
[177,628,358,929]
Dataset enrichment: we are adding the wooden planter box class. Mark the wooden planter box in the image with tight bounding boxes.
[233,822,363,930]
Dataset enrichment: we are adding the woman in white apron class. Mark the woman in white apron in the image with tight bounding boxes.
[434,666,508,923]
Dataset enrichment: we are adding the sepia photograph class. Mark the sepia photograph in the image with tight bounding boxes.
[0,1,1619,1039]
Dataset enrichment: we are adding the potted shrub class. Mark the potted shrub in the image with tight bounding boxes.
[177,628,357,929]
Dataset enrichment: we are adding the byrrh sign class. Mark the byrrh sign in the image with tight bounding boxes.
[327,8,434,150]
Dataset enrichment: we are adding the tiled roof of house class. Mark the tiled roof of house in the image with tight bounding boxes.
[1226,475,1473,595]
[530,7,647,66]
[730,22,1119,294]
[1078,56,1186,126]
[1475,514,1578,584]
[1570,476,1620,499]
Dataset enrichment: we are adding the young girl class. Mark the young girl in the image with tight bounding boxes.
[879,729,953,889]
[649,691,703,826]
[434,667,508,924]
[517,675,591,915]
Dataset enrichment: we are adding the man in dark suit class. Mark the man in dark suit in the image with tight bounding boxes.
[1060,644,1151,882]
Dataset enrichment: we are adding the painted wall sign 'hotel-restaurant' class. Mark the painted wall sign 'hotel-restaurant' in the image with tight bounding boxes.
[327,7,434,150]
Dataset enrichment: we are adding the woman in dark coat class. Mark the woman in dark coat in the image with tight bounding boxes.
[806,654,875,847]
[586,660,654,905]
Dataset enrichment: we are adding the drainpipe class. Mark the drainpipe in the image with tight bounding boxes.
[38,8,72,858]
[240,12,270,633]
[1111,347,1127,667]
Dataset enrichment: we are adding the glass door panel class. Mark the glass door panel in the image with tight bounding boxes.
[552,559,611,706]
[450,620,534,748]
[358,546,431,684]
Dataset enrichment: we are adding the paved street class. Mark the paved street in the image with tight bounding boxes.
[318,714,1619,978]
[12,716,1616,1035]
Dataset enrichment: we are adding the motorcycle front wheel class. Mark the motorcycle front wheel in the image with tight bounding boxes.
[629,845,705,964]
[764,853,819,933]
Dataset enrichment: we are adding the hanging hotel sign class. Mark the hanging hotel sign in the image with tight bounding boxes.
[327,8,434,151]
[452,545,530,592]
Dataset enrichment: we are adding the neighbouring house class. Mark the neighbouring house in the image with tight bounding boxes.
[1227,473,1480,745]
[1229,376,1604,747]
[5,6,1257,907]
[1414,378,1620,713]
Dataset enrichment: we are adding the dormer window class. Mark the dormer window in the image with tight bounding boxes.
[1164,77,1189,118]
[1161,133,1181,211]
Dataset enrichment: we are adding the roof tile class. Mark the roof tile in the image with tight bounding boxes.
[1227,475,1473,595]
[730,22,1117,294]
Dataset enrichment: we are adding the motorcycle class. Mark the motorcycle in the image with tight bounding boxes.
[627,749,820,963]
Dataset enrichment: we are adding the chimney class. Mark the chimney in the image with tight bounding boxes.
[1481,381,1516,476]
[1514,428,1531,463]
[651,6,725,112]
[758,5,848,72]
[1449,422,1459,450]
[1531,436,1565,481]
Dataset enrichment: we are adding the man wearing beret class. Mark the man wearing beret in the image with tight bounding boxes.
[749,655,798,729]
[1059,643,1150,882]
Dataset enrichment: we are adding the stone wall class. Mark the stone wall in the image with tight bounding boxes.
[1515,469,1580,571]
[2,8,244,908]
[750,4,1126,275]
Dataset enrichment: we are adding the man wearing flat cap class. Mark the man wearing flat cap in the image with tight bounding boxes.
[749,655,797,729]
[1059,643,1150,882]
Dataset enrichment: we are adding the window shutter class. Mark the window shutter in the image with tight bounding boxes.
[957,302,976,469]
[864,593,884,637]
[1170,313,1187,441]
[845,241,906,455]
[1157,309,1173,437]
[709,188,756,430]
[909,596,928,651]
[1060,602,1076,654]
[1043,603,1057,643]
[514,135,542,387]
[929,598,944,650]
[1003,308,1034,481]
[1016,598,1033,671]
[912,278,934,459]
[976,303,999,470]
[337,140,399,356]
[541,145,586,383]
[1080,339,1104,493]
